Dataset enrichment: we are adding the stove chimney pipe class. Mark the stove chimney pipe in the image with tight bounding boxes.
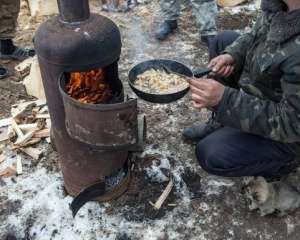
[57,0,90,23]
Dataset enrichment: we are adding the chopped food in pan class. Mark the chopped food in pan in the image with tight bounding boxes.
[134,69,189,94]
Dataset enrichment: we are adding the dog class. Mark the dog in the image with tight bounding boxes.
[243,175,300,216]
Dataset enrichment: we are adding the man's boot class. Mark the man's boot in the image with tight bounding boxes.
[155,20,178,41]
[0,39,35,61]
[182,117,221,141]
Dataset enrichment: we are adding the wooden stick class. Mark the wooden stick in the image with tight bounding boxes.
[20,147,43,160]
[16,155,22,175]
[14,130,36,146]
[153,179,174,210]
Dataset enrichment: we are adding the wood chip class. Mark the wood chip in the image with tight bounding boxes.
[34,128,50,138]
[0,118,12,128]
[16,155,22,175]
[20,147,43,160]
[153,179,174,210]
[46,137,51,143]
[14,130,36,146]
[0,166,17,177]
[35,114,50,119]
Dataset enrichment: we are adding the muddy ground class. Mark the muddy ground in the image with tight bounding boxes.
[1,1,300,240]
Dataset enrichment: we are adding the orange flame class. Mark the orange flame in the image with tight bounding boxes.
[65,69,113,104]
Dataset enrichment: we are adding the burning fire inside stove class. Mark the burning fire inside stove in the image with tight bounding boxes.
[66,69,113,104]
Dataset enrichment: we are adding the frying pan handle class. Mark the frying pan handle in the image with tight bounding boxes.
[193,68,212,78]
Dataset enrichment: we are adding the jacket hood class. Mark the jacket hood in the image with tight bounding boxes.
[268,8,300,43]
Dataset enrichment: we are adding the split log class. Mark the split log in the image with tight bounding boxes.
[11,102,36,119]
[18,123,39,132]
[20,147,43,160]
[34,129,50,138]
[153,179,174,210]
[11,119,24,138]
[0,118,12,128]
[16,155,22,175]
[35,114,50,119]
[0,166,16,177]
[14,130,36,146]
[13,138,41,149]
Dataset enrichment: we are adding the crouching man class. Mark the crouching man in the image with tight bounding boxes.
[184,0,300,177]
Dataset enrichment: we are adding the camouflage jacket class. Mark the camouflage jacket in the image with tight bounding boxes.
[215,6,300,154]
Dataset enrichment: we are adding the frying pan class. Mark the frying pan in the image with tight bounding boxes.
[128,59,211,104]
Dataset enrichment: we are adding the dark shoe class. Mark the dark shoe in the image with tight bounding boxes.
[0,66,8,79]
[155,20,178,41]
[182,117,221,141]
[0,47,35,61]
[201,34,216,47]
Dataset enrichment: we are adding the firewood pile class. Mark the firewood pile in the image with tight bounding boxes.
[0,99,51,177]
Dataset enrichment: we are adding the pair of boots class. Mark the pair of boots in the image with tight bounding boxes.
[155,20,215,47]
[0,39,35,61]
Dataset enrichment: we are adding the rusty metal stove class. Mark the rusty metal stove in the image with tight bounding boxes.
[34,0,145,215]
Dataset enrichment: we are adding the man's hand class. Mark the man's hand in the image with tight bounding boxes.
[189,78,225,109]
[208,54,235,77]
